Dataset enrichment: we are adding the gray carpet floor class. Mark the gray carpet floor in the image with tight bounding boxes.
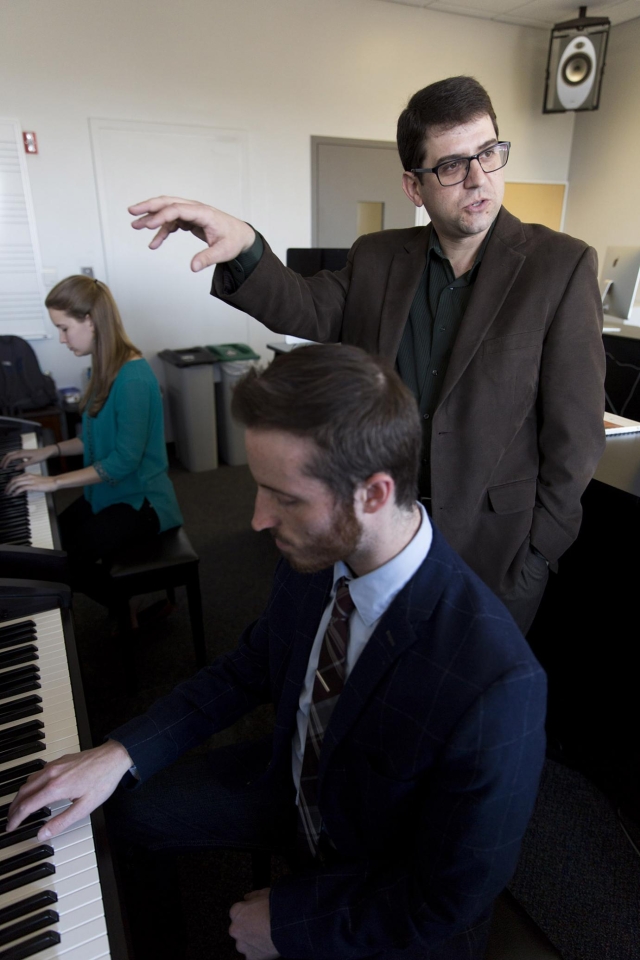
[509,760,640,960]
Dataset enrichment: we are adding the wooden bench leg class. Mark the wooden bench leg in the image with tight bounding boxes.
[185,569,207,668]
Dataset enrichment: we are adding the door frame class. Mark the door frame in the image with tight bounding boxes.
[310,136,399,247]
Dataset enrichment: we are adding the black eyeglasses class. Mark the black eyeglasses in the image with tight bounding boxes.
[411,141,510,186]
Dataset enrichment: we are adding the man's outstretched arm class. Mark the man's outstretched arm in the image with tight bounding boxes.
[129,195,255,272]
[6,739,133,840]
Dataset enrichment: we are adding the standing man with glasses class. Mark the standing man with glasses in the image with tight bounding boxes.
[7,346,547,960]
[129,76,605,633]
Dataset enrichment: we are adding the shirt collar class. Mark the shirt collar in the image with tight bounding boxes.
[331,502,432,626]
[429,217,496,280]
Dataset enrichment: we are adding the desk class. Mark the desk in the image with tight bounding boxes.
[529,434,640,811]
[593,431,640,496]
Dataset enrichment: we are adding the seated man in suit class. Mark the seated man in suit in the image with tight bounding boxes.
[128,75,606,635]
[8,345,547,960]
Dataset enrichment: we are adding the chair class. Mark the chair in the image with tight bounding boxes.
[485,891,562,959]
[106,526,207,669]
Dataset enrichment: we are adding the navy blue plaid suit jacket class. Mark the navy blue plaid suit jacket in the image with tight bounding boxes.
[113,527,546,959]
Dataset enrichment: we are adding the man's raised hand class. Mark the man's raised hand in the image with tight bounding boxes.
[6,740,133,840]
[129,196,256,273]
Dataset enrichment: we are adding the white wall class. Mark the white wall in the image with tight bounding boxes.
[0,0,575,389]
[563,16,640,270]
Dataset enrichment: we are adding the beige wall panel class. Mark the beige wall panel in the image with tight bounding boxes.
[503,183,566,231]
[564,17,640,266]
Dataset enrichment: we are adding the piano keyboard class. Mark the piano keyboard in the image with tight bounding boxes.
[0,610,111,959]
[0,432,54,552]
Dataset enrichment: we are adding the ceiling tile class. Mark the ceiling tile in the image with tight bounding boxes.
[371,0,640,26]
[431,0,525,12]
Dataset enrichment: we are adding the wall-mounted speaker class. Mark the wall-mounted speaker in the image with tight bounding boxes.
[543,8,610,113]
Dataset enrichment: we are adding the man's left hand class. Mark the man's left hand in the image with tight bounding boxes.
[229,888,280,960]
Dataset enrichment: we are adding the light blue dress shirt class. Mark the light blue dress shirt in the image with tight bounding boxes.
[292,502,433,798]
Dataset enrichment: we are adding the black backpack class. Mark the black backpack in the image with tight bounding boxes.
[0,336,59,416]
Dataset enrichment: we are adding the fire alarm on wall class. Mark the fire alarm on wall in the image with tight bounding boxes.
[23,131,38,154]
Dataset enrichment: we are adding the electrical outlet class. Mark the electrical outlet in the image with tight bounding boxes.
[80,267,94,278]
[42,268,57,289]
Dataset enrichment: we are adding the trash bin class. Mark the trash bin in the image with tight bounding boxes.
[158,347,218,472]
[207,344,260,466]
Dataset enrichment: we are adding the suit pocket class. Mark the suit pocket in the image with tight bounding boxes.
[482,329,544,381]
[488,478,537,515]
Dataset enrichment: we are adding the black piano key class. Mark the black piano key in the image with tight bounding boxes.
[0,844,53,878]
[0,734,45,761]
[0,623,36,642]
[0,862,55,898]
[0,822,45,851]
[0,892,58,928]
[0,499,28,507]
[0,928,60,959]
[0,720,44,741]
[0,648,38,671]
[0,780,27,801]
[0,517,30,531]
[0,736,45,759]
[0,663,39,684]
[0,697,43,725]
[0,638,37,653]
[0,911,59,950]
[0,638,37,654]
[0,808,51,831]
[0,743,46,766]
[0,513,29,526]
[0,522,30,534]
[0,675,41,697]
[0,721,44,745]
[0,760,46,787]
[0,681,41,704]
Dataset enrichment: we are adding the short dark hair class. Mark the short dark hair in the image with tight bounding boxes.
[397,76,498,173]
[232,344,421,510]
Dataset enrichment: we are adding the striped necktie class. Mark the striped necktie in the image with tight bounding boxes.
[297,576,355,857]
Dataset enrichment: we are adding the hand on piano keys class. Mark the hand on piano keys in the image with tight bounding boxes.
[0,448,53,472]
[6,742,133,841]
[3,473,58,499]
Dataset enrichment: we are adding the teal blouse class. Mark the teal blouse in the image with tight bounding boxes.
[82,359,183,532]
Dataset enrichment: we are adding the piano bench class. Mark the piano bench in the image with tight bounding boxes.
[106,526,207,669]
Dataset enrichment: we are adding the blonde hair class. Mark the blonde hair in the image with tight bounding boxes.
[45,275,141,416]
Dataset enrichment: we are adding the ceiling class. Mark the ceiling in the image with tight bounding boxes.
[372,0,640,29]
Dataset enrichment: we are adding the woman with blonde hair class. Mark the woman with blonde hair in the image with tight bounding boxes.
[2,275,182,606]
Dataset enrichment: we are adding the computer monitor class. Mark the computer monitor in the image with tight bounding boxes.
[286,248,349,277]
[600,246,640,320]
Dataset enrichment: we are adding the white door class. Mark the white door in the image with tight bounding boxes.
[90,119,250,371]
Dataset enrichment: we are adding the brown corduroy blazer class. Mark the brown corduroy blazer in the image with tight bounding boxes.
[212,207,606,598]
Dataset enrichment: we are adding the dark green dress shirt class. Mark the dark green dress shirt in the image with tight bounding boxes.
[396,224,494,497]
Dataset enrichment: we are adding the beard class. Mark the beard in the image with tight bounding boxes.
[273,498,363,574]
